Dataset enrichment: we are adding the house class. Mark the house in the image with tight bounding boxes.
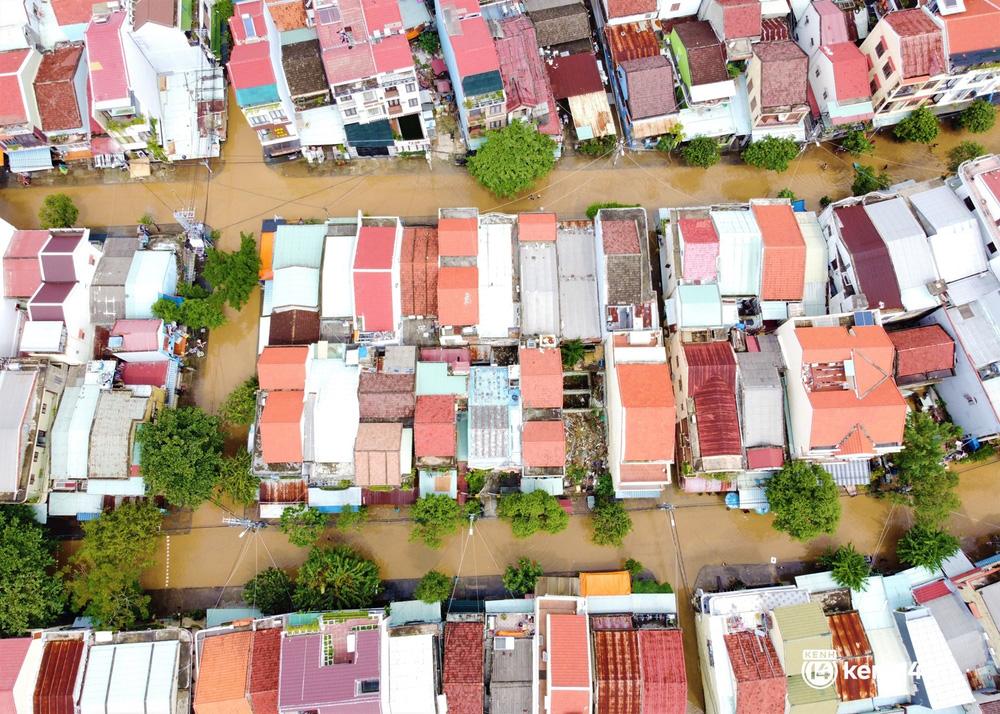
[86,389,152,485]
[490,631,532,712]
[808,43,874,128]
[519,348,562,409]
[400,226,439,319]
[33,638,85,714]
[271,223,324,314]
[826,611,877,703]
[194,631,253,714]
[108,319,171,362]
[863,198,939,313]
[280,38,339,146]
[90,236,137,325]
[358,369,416,422]
[353,422,410,488]
[125,250,178,319]
[595,208,657,333]
[544,611,592,714]
[736,336,787,470]
[938,0,1000,73]
[522,421,566,470]
[556,219,604,341]
[605,330,675,497]
[699,0,763,60]
[0,638,39,714]
[80,640,181,714]
[747,41,809,140]
[723,630,787,713]
[545,52,615,141]
[317,0,429,157]
[527,0,592,52]
[435,0,506,148]
[3,230,48,299]
[592,627,686,714]
[386,625,440,713]
[793,0,852,54]
[518,215,560,337]
[616,55,679,142]
[415,394,457,463]
[476,214,517,341]
[752,201,806,314]
[888,325,955,389]
[675,341,743,475]
[908,183,989,284]
[669,21,737,104]
[494,16,562,147]
[353,220,403,339]
[795,211,829,317]
[443,621,484,714]
[467,366,521,469]
[770,602,836,699]
[268,308,320,346]
[775,313,907,460]
[712,208,762,300]
[893,608,975,710]
[248,628,281,713]
[0,47,47,170]
[33,44,89,163]
[256,344,308,466]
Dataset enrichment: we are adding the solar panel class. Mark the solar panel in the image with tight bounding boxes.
[241,14,256,38]
[854,310,875,326]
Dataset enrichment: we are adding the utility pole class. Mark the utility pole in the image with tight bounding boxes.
[222,517,266,538]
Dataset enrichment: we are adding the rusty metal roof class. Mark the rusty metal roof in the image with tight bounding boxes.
[604,22,661,66]
[829,611,871,658]
[259,478,307,504]
[828,612,877,702]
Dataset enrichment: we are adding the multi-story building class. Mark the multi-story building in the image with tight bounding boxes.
[746,40,810,140]
[0,47,48,172]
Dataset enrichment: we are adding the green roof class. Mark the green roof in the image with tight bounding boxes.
[787,675,839,707]
[416,362,468,396]
[772,601,830,640]
[462,70,503,97]
[676,283,723,328]
[345,119,394,148]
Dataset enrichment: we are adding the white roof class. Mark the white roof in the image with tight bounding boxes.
[47,491,104,516]
[144,641,180,714]
[307,486,362,506]
[87,477,146,496]
[0,369,37,493]
[866,627,913,702]
[909,186,989,283]
[478,220,516,338]
[20,320,64,352]
[308,358,359,464]
[55,384,101,480]
[711,209,762,296]
[81,641,178,714]
[125,251,176,319]
[947,288,1000,368]
[556,226,601,340]
[586,593,677,614]
[519,241,560,336]
[900,611,974,709]
[321,233,356,318]
[387,634,436,714]
[272,266,320,311]
[273,224,327,269]
[49,385,80,479]
[795,211,828,281]
[864,199,938,310]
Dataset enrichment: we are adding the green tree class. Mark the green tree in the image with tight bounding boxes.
[819,544,869,591]
[577,135,617,157]
[38,193,79,228]
[595,472,615,502]
[467,121,556,198]
[292,546,382,610]
[410,494,463,548]
[498,491,569,538]
[560,339,584,368]
[655,126,684,153]
[682,136,721,168]
[742,136,799,172]
[949,140,985,172]
[138,406,224,508]
[894,106,939,143]
[414,570,452,603]
[202,233,261,311]
[585,202,639,220]
[766,461,841,541]
[65,501,161,629]
[0,505,65,635]
[217,450,258,505]
[897,524,960,571]
[623,558,644,578]
[466,470,490,496]
[334,506,369,531]
[893,412,962,527]
[958,99,996,134]
[220,377,259,426]
[502,557,544,596]
[591,499,633,546]
[152,283,228,329]
[777,188,796,200]
[416,29,440,54]
[279,505,329,547]
[138,213,155,227]
[840,129,874,156]
[243,567,293,615]
[852,165,891,196]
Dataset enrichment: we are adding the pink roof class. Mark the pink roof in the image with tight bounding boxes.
[3,230,48,298]
[372,34,413,74]
[519,347,563,409]
[111,318,163,352]
[0,50,29,126]
[120,361,170,387]
[86,13,129,104]
[746,446,784,469]
[678,218,719,283]
[913,579,950,604]
[362,0,404,31]
[317,0,413,85]
[228,41,276,90]
[438,217,478,257]
[354,226,396,270]
[444,6,501,80]
[983,169,1000,203]
[549,614,590,690]
[602,220,641,255]
[230,0,267,43]
[522,420,566,467]
[518,213,557,242]
[495,17,562,136]
[51,0,95,25]
[813,0,850,44]
[353,272,394,332]
[415,395,457,457]
[0,638,31,712]
[821,43,870,102]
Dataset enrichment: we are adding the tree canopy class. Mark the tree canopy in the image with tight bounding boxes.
[503,557,544,596]
[137,406,224,508]
[334,506,369,532]
[766,460,841,541]
[958,99,996,134]
[202,233,261,311]
[152,283,228,330]
[414,570,452,603]
[892,412,962,527]
[893,107,939,143]
[897,524,960,571]
[741,136,799,172]
[220,377,258,426]
[561,339,585,368]
[497,490,569,538]
[949,140,985,172]
[279,504,329,547]
[410,494,464,548]
[820,544,869,591]
[292,546,382,610]
[38,193,79,229]
[216,450,258,505]
[852,165,891,196]
[467,121,556,198]
[243,567,293,615]
[0,505,65,635]
[840,129,874,156]
[65,501,161,629]
[682,137,721,168]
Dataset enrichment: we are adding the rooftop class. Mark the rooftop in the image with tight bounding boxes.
[443,622,484,714]
[638,629,686,714]
[257,345,308,391]
[684,342,742,458]
[86,13,129,104]
[281,40,329,97]
[752,203,806,300]
[438,217,478,257]
[528,3,591,48]
[754,41,808,109]
[495,16,561,136]
[883,10,946,78]
[833,204,903,311]
[440,0,501,81]
[620,55,677,120]
[34,45,84,132]
[717,0,762,40]
[522,419,565,467]
[260,391,304,463]
[35,639,85,714]
[414,394,456,457]
[519,347,562,409]
[269,308,321,346]
[400,227,438,317]
[678,217,719,284]
[358,372,415,421]
[437,266,478,327]
[354,422,403,486]
[617,361,675,464]
[674,21,730,86]
[888,325,954,379]
[820,43,870,102]
[3,230,47,298]
[940,0,1000,56]
[722,630,786,714]
[228,41,277,91]
[546,51,605,100]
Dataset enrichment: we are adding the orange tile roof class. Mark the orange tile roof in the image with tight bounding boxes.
[752,203,805,301]
[354,422,402,486]
[941,0,1000,55]
[194,631,253,714]
[437,266,478,326]
[260,390,304,463]
[549,614,590,688]
[617,363,675,463]
[519,347,563,408]
[257,345,308,391]
[259,230,274,280]
[580,570,632,596]
[438,217,478,257]
[518,212,557,241]
[266,0,308,30]
[522,419,565,467]
[617,363,674,408]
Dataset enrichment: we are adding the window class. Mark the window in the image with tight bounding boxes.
[77,329,85,340]
[405,82,416,92]
[875,40,886,58]
[363,90,376,101]
[357,679,380,694]
[750,96,757,112]
[322,635,334,666]
[746,78,753,93]
[40,403,47,414]
[815,67,820,78]
[409,98,419,107]
[822,89,828,99]
[344,107,357,117]
[669,1,680,9]
[988,242,998,255]
[490,104,503,115]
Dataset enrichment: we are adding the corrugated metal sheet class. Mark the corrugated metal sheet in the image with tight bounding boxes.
[34,639,84,714]
[79,643,113,714]
[272,266,320,310]
[833,205,902,311]
[272,224,326,270]
[593,630,641,714]
[258,478,307,504]
[684,342,741,457]
[863,199,937,310]
[124,251,176,319]
[519,241,560,336]
[828,611,871,657]
[711,209,762,297]
[556,224,602,340]
[387,634,437,713]
[909,185,989,283]
[820,460,870,487]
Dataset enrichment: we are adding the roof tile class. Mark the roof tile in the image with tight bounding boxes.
[443,622,484,714]
[34,46,85,132]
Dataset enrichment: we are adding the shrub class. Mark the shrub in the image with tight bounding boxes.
[410,494,463,549]
[586,202,639,220]
[503,558,544,596]
[948,140,985,172]
[279,505,329,547]
[840,129,874,156]
[577,135,617,157]
[220,377,258,426]
[777,188,796,200]
[852,165,891,196]
[819,544,869,591]
[38,193,78,228]
[894,107,939,143]
[681,136,721,168]
[414,570,452,603]
[498,491,569,538]
[766,461,841,541]
[243,567,293,615]
[958,99,996,134]
[897,524,960,571]
[292,546,382,611]
[591,499,633,546]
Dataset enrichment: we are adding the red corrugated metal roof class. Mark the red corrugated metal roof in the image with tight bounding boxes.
[518,213,557,242]
[604,22,660,66]
[34,639,84,714]
[354,226,396,270]
[353,271,394,333]
[415,395,456,457]
[260,391,304,464]
[120,361,169,387]
[829,611,876,701]
[723,631,785,714]
[443,622,483,714]
[437,266,478,327]
[821,43,871,103]
[546,52,604,100]
[746,446,784,469]
[228,41,276,90]
[834,205,902,311]
[549,614,590,688]
[257,345,308,391]
[258,478,307,504]
[913,578,951,604]
[86,13,129,104]
[438,218,478,257]
[684,342,741,458]
[594,630,640,714]
[638,629,686,714]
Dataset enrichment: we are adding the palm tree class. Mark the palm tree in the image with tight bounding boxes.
[560,339,585,369]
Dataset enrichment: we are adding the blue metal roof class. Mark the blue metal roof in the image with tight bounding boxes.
[8,146,53,173]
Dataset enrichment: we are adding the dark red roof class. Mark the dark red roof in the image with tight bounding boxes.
[889,325,954,378]
[884,10,946,79]
[723,631,785,714]
[268,309,321,346]
[605,0,656,20]
[120,361,169,387]
[672,22,729,86]
[34,45,84,132]
[638,630,686,714]
[833,205,902,311]
[754,41,808,109]
[746,446,784,470]
[720,0,761,39]
[594,630,641,714]
[759,17,790,42]
[249,628,281,714]
[602,219,641,255]
[684,342,741,458]
[358,372,415,421]
[913,579,951,604]
[546,52,605,100]
[34,639,84,714]
[443,622,483,714]
[400,227,438,317]
[621,55,677,119]
[605,23,661,65]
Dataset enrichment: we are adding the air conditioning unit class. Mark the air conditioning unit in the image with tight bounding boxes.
[494,637,514,651]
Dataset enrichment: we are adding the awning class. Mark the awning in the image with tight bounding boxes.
[8,146,53,172]
[821,460,871,487]
[344,119,394,148]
